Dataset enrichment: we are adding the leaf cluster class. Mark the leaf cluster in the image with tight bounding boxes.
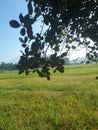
[9,0,98,79]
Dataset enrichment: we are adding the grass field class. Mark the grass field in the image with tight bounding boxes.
[0,64,98,130]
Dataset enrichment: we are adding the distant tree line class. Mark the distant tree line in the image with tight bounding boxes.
[0,62,17,71]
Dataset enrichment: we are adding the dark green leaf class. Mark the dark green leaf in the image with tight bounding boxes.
[44,15,49,25]
[25,69,29,75]
[25,47,29,55]
[47,75,50,80]
[9,20,20,28]
[18,69,24,74]
[61,52,67,57]
[72,46,76,49]
[23,14,31,27]
[27,27,33,39]
[27,2,33,14]
[20,28,26,36]
[19,38,24,43]
[53,69,56,73]
[22,44,27,48]
[24,36,28,43]
[60,59,65,65]
[19,13,24,23]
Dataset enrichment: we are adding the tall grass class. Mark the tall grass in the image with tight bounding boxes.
[0,64,98,130]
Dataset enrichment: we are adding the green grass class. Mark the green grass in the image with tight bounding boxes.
[0,64,98,130]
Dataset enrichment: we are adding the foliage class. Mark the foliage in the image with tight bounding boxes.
[0,62,17,71]
[9,0,98,79]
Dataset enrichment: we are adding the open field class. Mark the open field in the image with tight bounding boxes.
[0,64,98,130]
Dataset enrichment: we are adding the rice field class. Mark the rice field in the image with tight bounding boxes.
[0,64,98,130]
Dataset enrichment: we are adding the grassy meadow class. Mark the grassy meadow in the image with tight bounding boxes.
[0,64,98,130]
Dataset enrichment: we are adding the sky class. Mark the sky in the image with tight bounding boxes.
[0,0,28,63]
[0,0,86,63]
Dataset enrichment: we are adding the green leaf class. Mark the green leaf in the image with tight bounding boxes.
[53,69,56,73]
[9,20,20,28]
[22,44,27,48]
[27,2,33,14]
[61,52,67,57]
[20,28,25,36]
[57,66,64,73]
[25,47,29,55]
[60,59,65,65]
[18,69,24,74]
[24,36,28,43]
[25,69,29,75]
[19,13,24,23]
[47,75,50,80]
[27,27,33,39]
[72,46,76,49]
[23,14,31,27]
[19,38,24,43]
[54,46,59,51]
[44,15,49,25]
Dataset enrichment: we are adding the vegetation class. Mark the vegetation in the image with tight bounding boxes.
[0,62,17,71]
[9,0,98,79]
[0,64,98,130]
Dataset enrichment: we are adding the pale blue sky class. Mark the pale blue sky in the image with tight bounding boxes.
[0,0,28,63]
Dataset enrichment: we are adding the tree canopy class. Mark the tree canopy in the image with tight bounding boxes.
[10,0,98,79]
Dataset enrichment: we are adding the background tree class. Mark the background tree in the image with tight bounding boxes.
[0,62,17,71]
[10,0,98,79]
